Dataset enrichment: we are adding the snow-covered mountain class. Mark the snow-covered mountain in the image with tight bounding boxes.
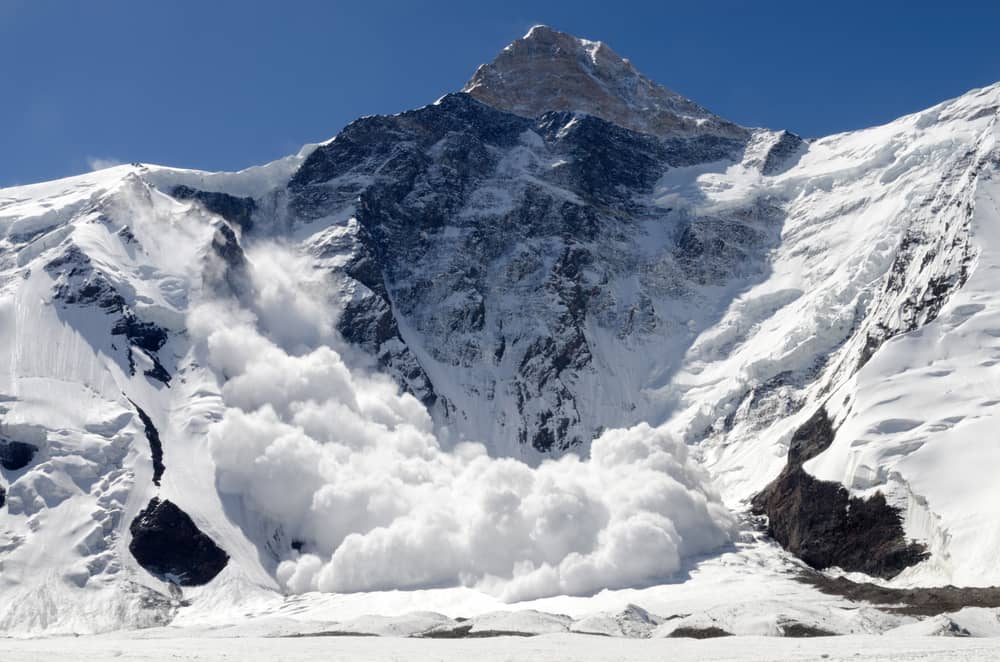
[1,25,999,634]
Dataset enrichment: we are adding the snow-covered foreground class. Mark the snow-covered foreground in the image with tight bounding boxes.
[8,529,997,647]
[163,532,886,636]
[4,634,1000,662]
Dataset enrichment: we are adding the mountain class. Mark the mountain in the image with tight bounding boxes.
[463,25,747,140]
[1,25,999,634]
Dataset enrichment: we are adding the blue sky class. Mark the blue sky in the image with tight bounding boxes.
[3,0,1000,186]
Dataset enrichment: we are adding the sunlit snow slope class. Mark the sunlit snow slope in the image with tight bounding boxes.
[1,25,999,634]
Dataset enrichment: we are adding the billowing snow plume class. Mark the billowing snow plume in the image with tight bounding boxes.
[192,243,735,601]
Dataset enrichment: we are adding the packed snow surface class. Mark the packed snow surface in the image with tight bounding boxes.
[7,634,1000,662]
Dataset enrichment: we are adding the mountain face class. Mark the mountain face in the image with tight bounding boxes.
[463,25,747,141]
[288,91,759,459]
[1,25,1000,633]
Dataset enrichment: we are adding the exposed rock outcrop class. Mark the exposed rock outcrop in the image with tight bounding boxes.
[800,571,1000,616]
[171,185,257,233]
[45,242,173,385]
[129,498,228,586]
[206,222,254,299]
[668,626,733,639]
[759,130,805,175]
[45,244,126,312]
[0,439,38,471]
[464,25,747,140]
[112,312,172,385]
[752,408,928,577]
[128,401,164,486]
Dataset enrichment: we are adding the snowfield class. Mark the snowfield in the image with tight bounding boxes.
[5,633,1000,662]
[2,25,1000,654]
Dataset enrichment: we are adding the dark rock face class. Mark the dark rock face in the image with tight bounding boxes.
[669,626,733,639]
[858,229,974,370]
[142,361,172,385]
[129,498,228,586]
[171,186,257,233]
[45,245,126,312]
[0,484,5,508]
[46,244,172,385]
[336,288,439,409]
[0,439,38,471]
[112,312,172,386]
[780,622,836,637]
[288,92,771,453]
[112,313,168,354]
[530,112,739,208]
[206,223,254,299]
[760,131,805,175]
[855,151,976,372]
[801,571,1000,617]
[419,624,476,638]
[129,401,164,486]
[752,408,927,577]
[463,25,748,141]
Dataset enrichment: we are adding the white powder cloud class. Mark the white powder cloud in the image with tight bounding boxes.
[87,156,124,171]
[193,240,736,601]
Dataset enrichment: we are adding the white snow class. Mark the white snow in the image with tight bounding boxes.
[806,121,1000,587]
[5,633,1000,661]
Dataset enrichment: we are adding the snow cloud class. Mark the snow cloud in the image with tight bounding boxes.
[192,241,735,601]
[87,156,123,171]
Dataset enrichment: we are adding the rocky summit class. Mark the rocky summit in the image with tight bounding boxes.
[464,25,748,140]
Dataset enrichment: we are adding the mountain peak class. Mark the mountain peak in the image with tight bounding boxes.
[518,24,605,54]
[522,24,565,41]
[463,26,747,139]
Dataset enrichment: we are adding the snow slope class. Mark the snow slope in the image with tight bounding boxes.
[807,121,1000,587]
[677,84,992,491]
[687,85,1000,587]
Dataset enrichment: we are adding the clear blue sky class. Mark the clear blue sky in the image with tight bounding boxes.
[3,0,1000,187]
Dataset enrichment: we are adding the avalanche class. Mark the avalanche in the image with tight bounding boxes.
[196,242,734,600]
